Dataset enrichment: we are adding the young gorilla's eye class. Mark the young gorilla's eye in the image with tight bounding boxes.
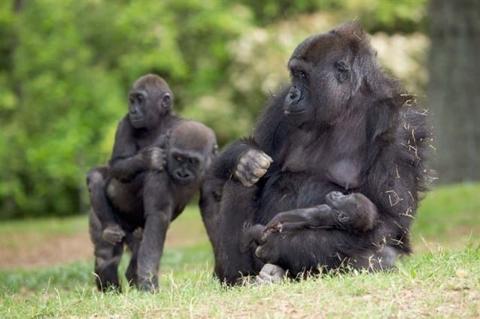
[175,155,183,162]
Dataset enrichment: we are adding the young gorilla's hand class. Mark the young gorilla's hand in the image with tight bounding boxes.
[141,146,166,171]
[102,224,126,245]
[235,149,273,187]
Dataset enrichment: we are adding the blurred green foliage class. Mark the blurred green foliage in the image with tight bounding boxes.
[0,0,426,218]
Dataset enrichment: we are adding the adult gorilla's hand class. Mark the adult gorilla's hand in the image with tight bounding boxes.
[235,149,272,187]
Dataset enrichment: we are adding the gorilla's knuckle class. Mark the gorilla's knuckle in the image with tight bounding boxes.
[87,170,104,186]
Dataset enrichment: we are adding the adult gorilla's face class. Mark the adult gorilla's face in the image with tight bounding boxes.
[283,23,373,128]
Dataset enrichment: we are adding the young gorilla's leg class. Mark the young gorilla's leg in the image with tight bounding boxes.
[86,167,125,244]
[135,173,172,292]
[89,212,124,292]
[124,228,143,286]
[214,180,261,285]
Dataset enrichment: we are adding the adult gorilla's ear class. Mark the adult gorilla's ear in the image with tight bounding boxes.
[366,97,399,143]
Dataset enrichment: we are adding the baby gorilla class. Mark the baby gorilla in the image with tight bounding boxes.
[242,192,382,282]
[89,121,216,292]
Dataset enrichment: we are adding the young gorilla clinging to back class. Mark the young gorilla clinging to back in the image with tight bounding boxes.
[87,75,217,292]
[200,22,431,284]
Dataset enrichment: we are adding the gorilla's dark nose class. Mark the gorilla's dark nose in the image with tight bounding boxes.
[286,86,302,105]
[175,170,191,180]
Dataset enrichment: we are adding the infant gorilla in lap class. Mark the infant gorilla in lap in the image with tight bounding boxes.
[242,192,382,268]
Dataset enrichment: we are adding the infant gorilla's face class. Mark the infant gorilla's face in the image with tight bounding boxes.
[167,146,203,185]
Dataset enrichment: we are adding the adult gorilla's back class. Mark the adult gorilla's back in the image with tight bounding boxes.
[200,22,431,285]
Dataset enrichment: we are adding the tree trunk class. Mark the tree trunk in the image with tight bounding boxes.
[428,0,480,183]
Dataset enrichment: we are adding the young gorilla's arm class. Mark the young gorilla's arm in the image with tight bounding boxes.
[109,118,164,182]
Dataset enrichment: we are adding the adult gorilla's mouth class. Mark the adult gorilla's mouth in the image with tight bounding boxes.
[284,108,306,115]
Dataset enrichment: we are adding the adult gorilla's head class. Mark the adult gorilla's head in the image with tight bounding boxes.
[128,74,174,129]
[283,22,390,128]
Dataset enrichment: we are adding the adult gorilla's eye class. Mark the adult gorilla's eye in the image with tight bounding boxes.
[293,69,307,80]
[335,61,350,73]
[334,61,350,83]
[175,155,183,162]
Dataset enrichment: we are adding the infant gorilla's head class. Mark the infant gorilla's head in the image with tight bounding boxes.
[166,121,217,184]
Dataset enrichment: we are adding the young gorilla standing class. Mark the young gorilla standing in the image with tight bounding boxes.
[87,75,217,292]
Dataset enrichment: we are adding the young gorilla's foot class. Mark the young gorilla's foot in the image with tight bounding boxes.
[136,276,159,293]
[101,224,126,245]
[255,263,286,284]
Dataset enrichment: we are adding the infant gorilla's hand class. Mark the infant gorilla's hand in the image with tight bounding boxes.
[235,149,272,187]
[102,224,126,245]
[142,146,166,171]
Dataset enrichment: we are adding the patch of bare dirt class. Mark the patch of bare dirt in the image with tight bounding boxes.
[0,221,209,270]
[0,232,93,269]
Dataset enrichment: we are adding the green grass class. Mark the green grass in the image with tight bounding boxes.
[0,184,479,318]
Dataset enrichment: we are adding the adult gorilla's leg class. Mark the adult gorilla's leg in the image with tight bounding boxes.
[89,212,123,291]
[214,180,261,285]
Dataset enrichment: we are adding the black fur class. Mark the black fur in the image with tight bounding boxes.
[87,75,217,292]
[200,22,431,285]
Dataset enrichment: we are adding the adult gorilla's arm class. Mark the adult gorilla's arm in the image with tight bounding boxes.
[363,106,430,253]
[252,87,290,158]
[210,88,289,182]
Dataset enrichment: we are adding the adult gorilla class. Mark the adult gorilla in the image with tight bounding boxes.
[200,22,431,284]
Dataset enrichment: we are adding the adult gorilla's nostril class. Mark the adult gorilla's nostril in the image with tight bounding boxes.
[286,87,302,105]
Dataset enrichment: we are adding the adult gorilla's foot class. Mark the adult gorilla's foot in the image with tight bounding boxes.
[255,264,285,284]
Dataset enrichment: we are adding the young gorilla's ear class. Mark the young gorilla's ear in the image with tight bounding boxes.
[161,92,173,110]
